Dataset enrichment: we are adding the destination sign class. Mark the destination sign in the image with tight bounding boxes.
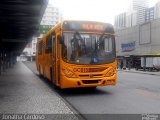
[81,24,104,31]
[62,20,114,33]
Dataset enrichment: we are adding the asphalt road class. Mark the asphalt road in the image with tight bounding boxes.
[24,61,160,120]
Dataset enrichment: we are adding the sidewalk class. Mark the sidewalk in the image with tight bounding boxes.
[0,62,78,118]
[118,68,160,76]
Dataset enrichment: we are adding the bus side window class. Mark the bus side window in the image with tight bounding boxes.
[38,41,42,55]
[45,35,52,53]
[52,34,55,52]
[52,33,55,58]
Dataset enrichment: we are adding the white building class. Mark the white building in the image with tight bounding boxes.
[126,0,148,27]
[115,0,148,29]
[114,12,126,30]
[40,4,62,26]
[132,0,148,24]
[126,10,137,27]
[19,37,38,61]
[155,2,160,19]
[145,7,155,22]
[39,4,63,36]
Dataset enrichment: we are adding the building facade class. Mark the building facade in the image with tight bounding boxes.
[115,0,148,28]
[40,4,62,26]
[126,10,137,27]
[114,12,126,30]
[145,7,155,22]
[132,0,148,24]
[126,0,148,27]
[155,2,160,19]
[116,18,160,69]
[39,4,63,36]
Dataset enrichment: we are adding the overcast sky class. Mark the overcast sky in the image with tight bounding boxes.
[49,0,158,24]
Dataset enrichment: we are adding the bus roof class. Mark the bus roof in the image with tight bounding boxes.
[43,20,115,38]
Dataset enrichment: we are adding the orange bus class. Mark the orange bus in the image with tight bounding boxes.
[36,20,117,89]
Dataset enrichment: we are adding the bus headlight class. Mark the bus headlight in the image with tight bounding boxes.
[62,68,77,78]
[105,69,115,77]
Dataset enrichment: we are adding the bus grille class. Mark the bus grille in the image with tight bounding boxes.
[82,80,101,84]
[79,74,103,78]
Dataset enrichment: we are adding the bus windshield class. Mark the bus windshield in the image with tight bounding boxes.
[62,32,116,64]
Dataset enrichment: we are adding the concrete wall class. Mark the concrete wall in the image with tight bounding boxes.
[116,18,160,56]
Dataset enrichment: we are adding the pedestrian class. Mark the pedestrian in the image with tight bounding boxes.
[128,61,131,70]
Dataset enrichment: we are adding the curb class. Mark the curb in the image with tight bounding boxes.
[117,69,160,76]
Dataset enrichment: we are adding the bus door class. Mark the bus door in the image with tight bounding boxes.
[52,33,61,86]
[55,33,62,86]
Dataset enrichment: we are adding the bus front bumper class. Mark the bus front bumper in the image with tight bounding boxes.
[59,75,117,89]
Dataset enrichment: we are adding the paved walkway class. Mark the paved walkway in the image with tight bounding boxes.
[118,68,160,76]
[0,62,78,119]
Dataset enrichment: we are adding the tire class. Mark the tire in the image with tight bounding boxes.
[39,65,43,77]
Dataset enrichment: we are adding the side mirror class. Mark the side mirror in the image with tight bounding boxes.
[58,35,63,44]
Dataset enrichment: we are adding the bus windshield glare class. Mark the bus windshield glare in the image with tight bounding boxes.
[62,32,116,64]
